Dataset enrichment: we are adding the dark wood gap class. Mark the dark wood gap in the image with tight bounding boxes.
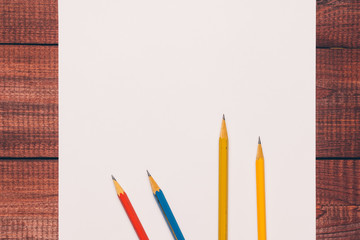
[0,43,58,46]
[317,157,360,160]
[317,46,360,50]
[0,157,58,160]
[1,44,357,49]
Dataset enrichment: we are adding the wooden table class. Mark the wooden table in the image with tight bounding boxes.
[0,0,358,239]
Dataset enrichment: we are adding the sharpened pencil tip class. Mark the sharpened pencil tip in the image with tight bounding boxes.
[258,136,261,144]
[146,170,151,177]
[111,175,116,181]
[223,114,225,120]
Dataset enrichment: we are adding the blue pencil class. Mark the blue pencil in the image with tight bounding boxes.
[147,171,185,240]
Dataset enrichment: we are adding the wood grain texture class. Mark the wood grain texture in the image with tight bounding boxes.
[0,0,58,44]
[0,160,58,239]
[316,2,360,237]
[316,48,360,158]
[317,0,360,48]
[317,206,360,239]
[0,45,58,158]
[317,160,360,239]
[317,160,360,206]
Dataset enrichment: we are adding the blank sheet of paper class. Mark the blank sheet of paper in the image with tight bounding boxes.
[59,0,315,239]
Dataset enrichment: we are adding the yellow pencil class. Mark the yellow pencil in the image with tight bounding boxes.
[256,137,266,240]
[219,114,228,240]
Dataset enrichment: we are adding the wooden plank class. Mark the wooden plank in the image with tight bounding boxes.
[317,0,360,48]
[0,45,58,158]
[317,205,360,239]
[317,160,360,206]
[0,0,58,44]
[0,160,58,239]
[317,159,360,239]
[316,48,360,158]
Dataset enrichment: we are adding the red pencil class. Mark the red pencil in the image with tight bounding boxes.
[112,175,149,240]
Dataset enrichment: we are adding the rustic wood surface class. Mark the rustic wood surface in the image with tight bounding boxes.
[317,0,360,48]
[0,160,58,239]
[0,0,359,239]
[317,1,360,237]
[0,45,58,158]
[0,0,58,44]
[316,158,360,238]
[316,49,360,158]
[317,160,360,206]
[317,205,360,239]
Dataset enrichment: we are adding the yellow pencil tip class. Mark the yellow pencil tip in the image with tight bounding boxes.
[112,176,124,194]
[147,173,160,194]
[220,116,228,139]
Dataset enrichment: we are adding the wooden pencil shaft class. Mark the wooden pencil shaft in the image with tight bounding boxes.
[155,190,185,240]
[112,178,149,240]
[148,174,185,240]
[256,144,266,240]
[219,118,228,240]
[118,193,149,240]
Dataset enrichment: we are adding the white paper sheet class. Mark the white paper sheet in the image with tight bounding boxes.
[59,0,315,239]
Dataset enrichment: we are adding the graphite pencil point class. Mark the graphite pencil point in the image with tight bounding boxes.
[258,136,261,144]
[146,170,151,177]
[223,114,225,120]
[111,175,116,181]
